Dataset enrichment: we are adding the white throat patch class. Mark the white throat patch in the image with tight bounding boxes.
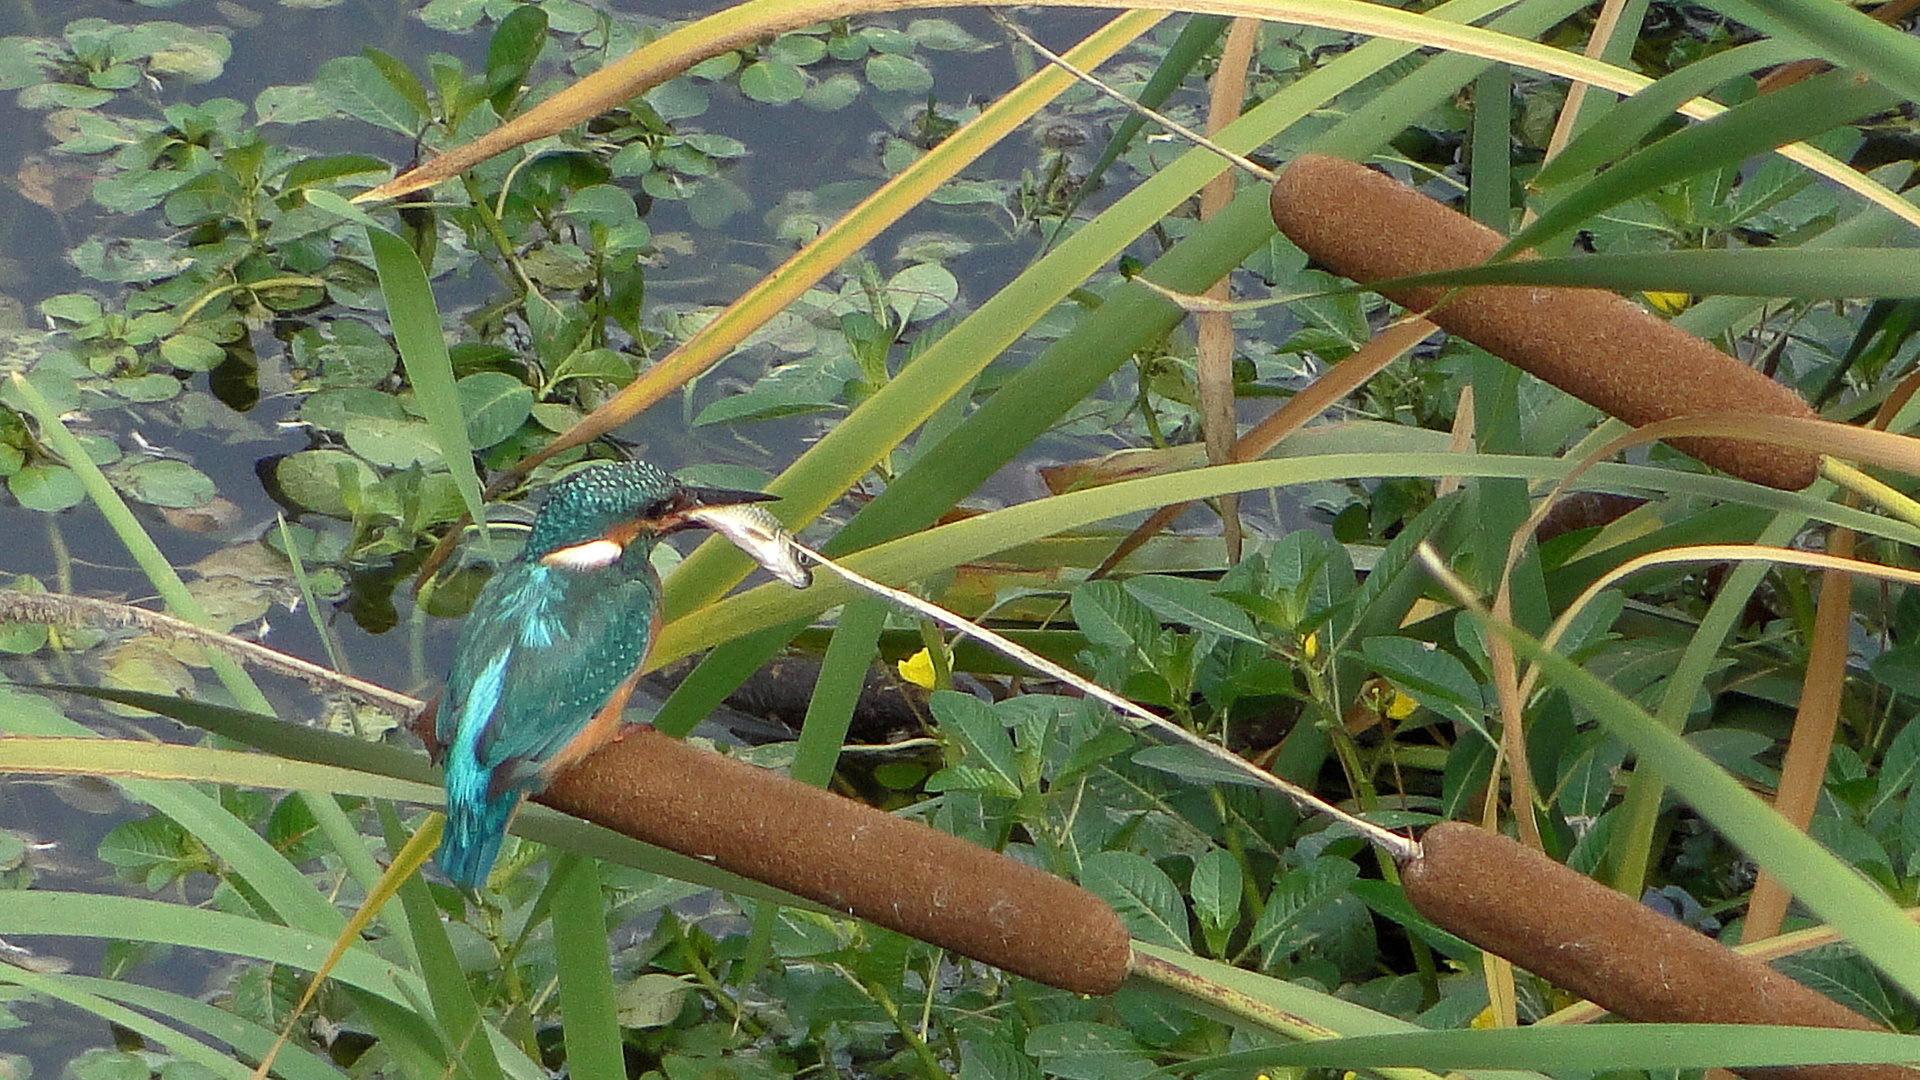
[540,538,624,570]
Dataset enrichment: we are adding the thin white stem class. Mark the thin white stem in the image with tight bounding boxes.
[775,528,1416,860]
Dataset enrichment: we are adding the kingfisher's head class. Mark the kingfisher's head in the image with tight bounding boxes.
[522,461,777,570]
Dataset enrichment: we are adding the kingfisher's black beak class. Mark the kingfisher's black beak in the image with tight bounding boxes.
[680,485,781,510]
[650,485,780,534]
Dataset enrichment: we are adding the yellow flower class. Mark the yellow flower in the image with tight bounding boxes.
[897,648,938,689]
[1386,689,1418,721]
[1644,290,1692,315]
[1301,632,1319,661]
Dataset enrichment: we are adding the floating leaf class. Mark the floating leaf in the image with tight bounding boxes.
[300,386,407,432]
[802,72,860,111]
[343,417,441,469]
[112,373,183,402]
[739,60,804,104]
[884,261,958,326]
[865,53,932,94]
[8,464,83,512]
[275,448,377,517]
[159,334,226,372]
[121,459,215,508]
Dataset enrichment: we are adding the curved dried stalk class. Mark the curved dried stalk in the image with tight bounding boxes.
[0,592,420,717]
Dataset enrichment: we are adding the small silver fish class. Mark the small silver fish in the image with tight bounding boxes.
[685,502,813,588]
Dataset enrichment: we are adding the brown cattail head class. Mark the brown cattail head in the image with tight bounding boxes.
[1269,154,1820,490]
[537,726,1132,995]
[1404,822,1919,1080]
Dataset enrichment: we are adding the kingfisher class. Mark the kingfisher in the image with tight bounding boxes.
[433,460,791,890]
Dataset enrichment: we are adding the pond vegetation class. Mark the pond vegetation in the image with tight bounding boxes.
[6,0,1920,1076]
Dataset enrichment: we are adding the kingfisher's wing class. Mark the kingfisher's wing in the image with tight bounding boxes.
[439,558,661,796]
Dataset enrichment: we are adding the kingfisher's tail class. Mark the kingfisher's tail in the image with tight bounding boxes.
[437,790,521,891]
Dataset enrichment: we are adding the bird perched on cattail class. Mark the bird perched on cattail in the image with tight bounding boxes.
[433,460,793,889]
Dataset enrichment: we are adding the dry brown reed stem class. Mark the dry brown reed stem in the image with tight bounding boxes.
[1197,18,1259,563]
[537,726,1133,995]
[1404,822,1920,1080]
[1088,314,1438,579]
[1268,154,1821,490]
[1743,530,1853,943]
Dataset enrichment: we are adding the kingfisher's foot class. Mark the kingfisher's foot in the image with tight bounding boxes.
[613,720,654,741]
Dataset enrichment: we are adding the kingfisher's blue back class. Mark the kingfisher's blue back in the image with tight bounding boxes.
[435,462,676,889]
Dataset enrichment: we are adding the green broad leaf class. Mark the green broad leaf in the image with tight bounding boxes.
[0,37,62,90]
[1054,725,1133,782]
[274,448,377,518]
[418,0,489,31]
[119,459,214,508]
[1130,744,1264,788]
[859,26,917,55]
[302,189,380,228]
[906,18,988,51]
[485,3,548,109]
[766,34,827,66]
[19,82,115,109]
[342,417,440,469]
[693,354,854,427]
[8,464,84,512]
[111,374,183,402]
[1071,579,1159,652]
[924,690,1020,799]
[1189,847,1242,934]
[562,184,641,230]
[1125,576,1263,644]
[865,53,933,94]
[39,292,102,327]
[738,60,804,104]
[614,973,695,1029]
[159,334,226,372]
[535,0,597,33]
[70,237,190,282]
[959,1040,1041,1080]
[802,72,860,111]
[68,1050,151,1080]
[644,78,707,121]
[1359,636,1491,743]
[1249,856,1359,968]
[549,348,634,387]
[360,48,432,130]
[1024,1023,1154,1080]
[681,133,746,158]
[313,55,426,135]
[98,816,202,890]
[1081,851,1191,951]
[299,387,406,432]
[1555,733,1628,819]
[254,84,334,125]
[283,153,389,191]
[456,371,534,448]
[884,262,958,326]
[685,177,751,228]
